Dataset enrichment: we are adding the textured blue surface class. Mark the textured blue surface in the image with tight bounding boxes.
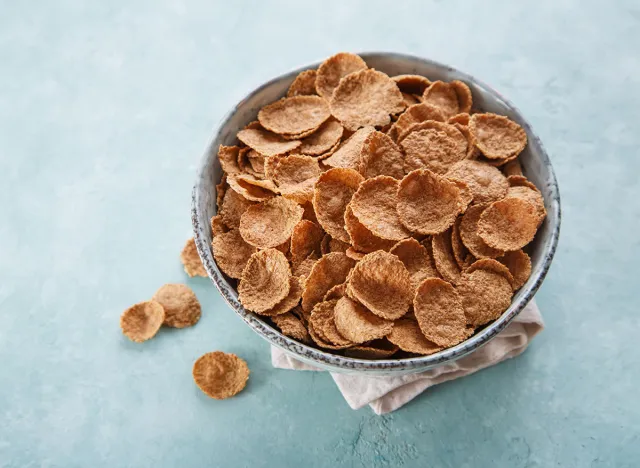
[1,1,639,467]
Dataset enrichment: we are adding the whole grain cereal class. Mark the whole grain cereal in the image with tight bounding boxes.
[477,198,539,251]
[397,169,462,235]
[413,278,470,347]
[192,352,249,400]
[180,237,207,278]
[497,250,532,290]
[238,249,291,313]
[330,69,405,131]
[211,229,257,279]
[120,300,165,343]
[387,318,443,355]
[313,168,364,243]
[469,113,527,160]
[301,252,355,312]
[239,197,304,249]
[334,296,393,344]
[315,52,368,99]
[152,283,201,328]
[346,251,413,320]
[258,95,330,136]
[350,176,411,241]
[287,69,318,97]
[203,52,547,359]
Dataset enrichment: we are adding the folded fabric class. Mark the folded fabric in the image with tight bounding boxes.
[271,299,543,414]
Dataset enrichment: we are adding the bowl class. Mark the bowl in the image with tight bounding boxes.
[192,52,561,375]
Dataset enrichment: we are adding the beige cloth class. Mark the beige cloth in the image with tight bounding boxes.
[271,299,543,414]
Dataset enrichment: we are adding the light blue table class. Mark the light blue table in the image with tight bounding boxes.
[1,1,639,466]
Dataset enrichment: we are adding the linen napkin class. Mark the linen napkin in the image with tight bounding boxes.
[271,299,543,414]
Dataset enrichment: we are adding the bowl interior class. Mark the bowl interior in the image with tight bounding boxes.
[192,53,560,374]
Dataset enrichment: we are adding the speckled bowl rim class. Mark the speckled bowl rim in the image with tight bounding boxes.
[192,52,561,373]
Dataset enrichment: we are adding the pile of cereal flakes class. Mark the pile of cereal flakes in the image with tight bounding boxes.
[210,52,546,359]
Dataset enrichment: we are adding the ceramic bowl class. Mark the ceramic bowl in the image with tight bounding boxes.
[192,52,561,375]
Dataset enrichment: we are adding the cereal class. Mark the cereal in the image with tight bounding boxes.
[346,251,413,320]
[216,174,228,209]
[446,160,509,204]
[239,197,304,249]
[503,159,523,177]
[259,276,304,316]
[401,123,467,174]
[298,119,344,156]
[287,69,318,97]
[290,220,324,262]
[344,204,396,253]
[469,113,527,160]
[330,69,405,131]
[210,215,228,237]
[344,339,398,359]
[413,278,469,347]
[421,81,460,118]
[238,249,291,313]
[451,218,472,269]
[211,229,257,279]
[392,74,432,95]
[313,168,364,242]
[402,93,420,107]
[180,237,207,277]
[465,258,515,287]
[292,253,318,280]
[218,145,242,174]
[192,352,249,400]
[323,127,375,171]
[387,102,445,141]
[263,155,282,180]
[497,250,531,290]
[271,312,309,342]
[273,154,322,204]
[220,188,256,229]
[301,201,319,224]
[390,238,439,290]
[315,52,368,99]
[450,80,473,114]
[308,320,351,350]
[237,128,301,157]
[360,131,405,179]
[478,198,539,251]
[334,296,393,344]
[152,283,201,328]
[506,184,547,222]
[448,113,470,126]
[120,300,165,343]
[459,204,505,259]
[323,283,346,301]
[452,123,482,159]
[208,53,545,358]
[227,173,278,202]
[309,299,353,347]
[457,268,513,327]
[432,229,462,285]
[328,237,349,253]
[258,95,330,136]
[397,169,462,235]
[301,252,355,312]
[246,150,265,176]
[448,178,473,212]
[350,176,411,241]
[387,318,442,355]
[345,247,366,260]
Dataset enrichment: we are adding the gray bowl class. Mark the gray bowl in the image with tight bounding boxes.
[192,52,561,375]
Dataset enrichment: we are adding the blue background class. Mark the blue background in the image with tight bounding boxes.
[1,1,638,466]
